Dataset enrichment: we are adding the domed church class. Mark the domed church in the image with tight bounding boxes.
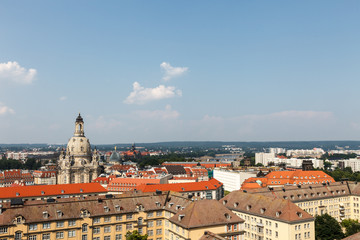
[57,114,100,184]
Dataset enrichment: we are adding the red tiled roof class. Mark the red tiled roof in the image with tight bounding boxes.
[241,170,334,190]
[137,178,223,193]
[0,183,107,199]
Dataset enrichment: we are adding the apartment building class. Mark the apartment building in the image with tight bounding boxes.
[246,181,360,222]
[33,170,57,185]
[0,191,244,240]
[213,169,257,192]
[255,153,275,166]
[168,200,244,240]
[222,191,315,240]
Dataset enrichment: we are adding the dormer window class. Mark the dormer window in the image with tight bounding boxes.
[246,205,251,211]
[260,208,266,214]
[178,215,185,221]
[234,202,239,207]
[41,191,45,195]
[137,204,144,211]
[104,206,110,212]
[223,200,228,205]
[155,202,161,207]
[57,210,63,217]
[276,211,282,217]
[176,205,181,210]
[297,212,303,218]
[169,203,174,208]
[16,192,20,196]
[43,211,49,219]
[61,190,65,194]
[80,209,90,217]
[115,205,120,211]
[224,213,230,219]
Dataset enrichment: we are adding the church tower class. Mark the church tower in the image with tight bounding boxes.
[57,114,100,184]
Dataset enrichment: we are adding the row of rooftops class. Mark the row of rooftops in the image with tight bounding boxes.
[244,181,360,202]
[0,191,245,229]
[0,188,312,228]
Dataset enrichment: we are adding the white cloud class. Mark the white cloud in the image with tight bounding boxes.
[0,61,37,84]
[0,102,15,115]
[59,96,67,101]
[124,82,182,104]
[133,105,180,120]
[160,62,188,81]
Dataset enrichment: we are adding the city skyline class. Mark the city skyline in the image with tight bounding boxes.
[1,1,360,144]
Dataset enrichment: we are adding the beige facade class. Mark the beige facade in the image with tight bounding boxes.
[0,192,244,240]
[57,114,100,184]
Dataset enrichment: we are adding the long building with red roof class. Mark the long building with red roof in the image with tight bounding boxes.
[241,170,335,190]
[0,183,107,202]
[136,178,224,200]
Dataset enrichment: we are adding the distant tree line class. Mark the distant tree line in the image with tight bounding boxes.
[320,153,357,160]
[0,158,42,170]
[324,168,360,182]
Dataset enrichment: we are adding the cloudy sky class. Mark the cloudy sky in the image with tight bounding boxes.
[1,1,360,144]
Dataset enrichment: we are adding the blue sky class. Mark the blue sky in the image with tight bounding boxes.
[0,1,360,144]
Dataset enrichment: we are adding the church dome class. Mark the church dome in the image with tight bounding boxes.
[67,136,91,156]
[109,147,121,163]
[66,113,92,156]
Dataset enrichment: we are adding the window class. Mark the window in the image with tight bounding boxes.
[156,229,162,235]
[104,226,111,233]
[94,227,100,234]
[116,215,122,221]
[68,230,76,238]
[68,220,76,226]
[56,232,64,239]
[81,235,87,240]
[43,223,50,229]
[104,236,110,240]
[0,227,8,234]
[104,216,111,222]
[29,235,37,240]
[156,211,162,217]
[42,233,50,240]
[93,238,100,240]
[57,221,64,228]
[30,224,38,231]
[82,224,88,232]
[156,220,162,226]
[126,214,133,220]
[115,234,122,240]
[116,225,122,231]
[94,217,100,223]
[126,223,132,230]
[148,221,154,227]
[147,212,154,218]
[148,230,154,236]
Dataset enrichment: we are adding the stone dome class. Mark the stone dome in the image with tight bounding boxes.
[109,150,121,163]
[67,136,91,156]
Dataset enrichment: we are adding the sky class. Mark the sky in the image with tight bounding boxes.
[0,1,360,144]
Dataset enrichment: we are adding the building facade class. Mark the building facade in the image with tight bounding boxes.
[57,114,101,184]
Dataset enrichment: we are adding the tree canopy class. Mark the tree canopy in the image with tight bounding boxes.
[341,219,360,237]
[126,230,148,240]
[315,214,344,240]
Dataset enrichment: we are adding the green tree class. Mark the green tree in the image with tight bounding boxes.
[315,214,344,240]
[341,219,360,237]
[126,230,148,240]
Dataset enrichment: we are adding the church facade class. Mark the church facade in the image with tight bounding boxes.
[57,114,100,184]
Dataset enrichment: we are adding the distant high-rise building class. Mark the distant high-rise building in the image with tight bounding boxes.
[57,114,100,184]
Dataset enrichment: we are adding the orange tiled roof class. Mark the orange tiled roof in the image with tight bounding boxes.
[242,170,334,190]
[136,178,223,193]
[0,183,107,199]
